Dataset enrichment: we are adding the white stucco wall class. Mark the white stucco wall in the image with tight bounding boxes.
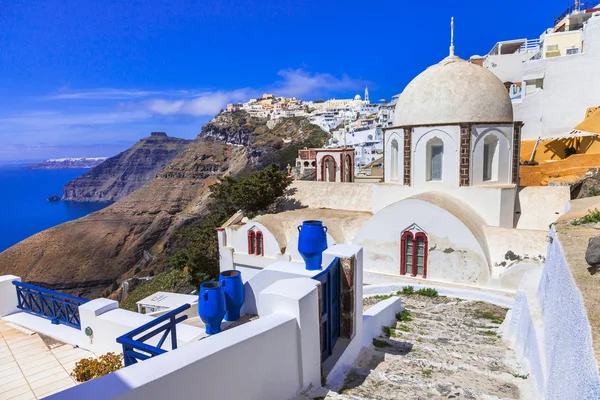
[537,229,600,399]
[79,299,204,355]
[485,52,537,83]
[0,275,20,318]
[505,228,600,399]
[384,128,403,183]
[516,16,600,140]
[515,186,570,231]
[412,125,460,187]
[353,198,491,286]
[287,180,373,212]
[470,125,514,186]
[51,277,324,400]
[372,184,516,228]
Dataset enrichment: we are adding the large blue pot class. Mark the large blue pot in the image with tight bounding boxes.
[298,220,328,271]
[198,281,226,335]
[219,270,245,322]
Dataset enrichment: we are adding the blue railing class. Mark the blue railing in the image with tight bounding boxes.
[13,281,88,329]
[116,303,190,367]
[555,1,591,25]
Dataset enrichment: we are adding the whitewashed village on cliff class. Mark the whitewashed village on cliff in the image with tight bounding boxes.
[3,3,600,400]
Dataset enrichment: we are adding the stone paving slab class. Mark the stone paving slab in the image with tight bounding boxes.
[0,320,97,399]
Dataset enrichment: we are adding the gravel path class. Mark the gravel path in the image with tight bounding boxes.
[302,293,531,400]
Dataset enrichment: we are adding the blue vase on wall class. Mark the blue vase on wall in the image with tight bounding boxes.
[198,281,226,335]
[219,270,245,322]
[298,220,328,271]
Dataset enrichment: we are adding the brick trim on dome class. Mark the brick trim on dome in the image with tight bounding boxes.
[403,127,412,186]
[459,124,472,186]
[513,122,523,185]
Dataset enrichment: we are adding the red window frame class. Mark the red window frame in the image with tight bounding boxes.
[256,232,264,256]
[400,231,428,278]
[247,230,264,256]
[320,155,337,182]
[248,231,256,254]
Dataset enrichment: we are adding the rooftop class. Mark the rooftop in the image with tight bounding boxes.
[0,320,96,399]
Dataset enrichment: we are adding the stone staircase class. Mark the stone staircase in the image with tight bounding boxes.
[304,295,532,400]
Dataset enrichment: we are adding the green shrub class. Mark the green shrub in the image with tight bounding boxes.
[397,324,412,332]
[372,338,391,348]
[382,326,393,337]
[71,353,123,383]
[571,208,600,225]
[399,286,415,295]
[415,288,439,297]
[396,309,413,322]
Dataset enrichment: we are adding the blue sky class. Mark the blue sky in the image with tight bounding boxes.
[0,0,570,162]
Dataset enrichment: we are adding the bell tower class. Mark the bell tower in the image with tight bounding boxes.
[364,87,370,104]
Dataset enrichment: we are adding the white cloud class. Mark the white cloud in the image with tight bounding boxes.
[273,69,369,98]
[47,88,169,100]
[144,89,256,117]
[0,110,151,128]
[138,69,370,116]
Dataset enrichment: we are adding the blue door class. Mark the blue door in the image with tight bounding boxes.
[314,259,341,361]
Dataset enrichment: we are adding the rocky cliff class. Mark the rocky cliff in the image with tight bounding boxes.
[0,112,328,298]
[62,132,191,202]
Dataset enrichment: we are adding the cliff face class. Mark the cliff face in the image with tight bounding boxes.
[62,132,191,202]
[0,112,328,299]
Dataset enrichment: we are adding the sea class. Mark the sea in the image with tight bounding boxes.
[0,164,112,253]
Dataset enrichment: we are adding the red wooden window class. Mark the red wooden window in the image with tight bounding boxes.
[247,230,264,256]
[256,232,264,256]
[248,231,256,254]
[400,231,428,278]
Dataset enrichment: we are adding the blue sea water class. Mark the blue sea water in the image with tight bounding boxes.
[0,164,112,253]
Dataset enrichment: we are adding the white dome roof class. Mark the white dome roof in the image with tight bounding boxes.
[354,94,362,101]
[393,56,513,126]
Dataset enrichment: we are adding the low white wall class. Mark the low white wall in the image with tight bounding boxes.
[287,180,373,212]
[516,186,570,231]
[361,296,402,347]
[505,228,600,399]
[0,275,20,318]
[363,282,515,309]
[79,299,203,355]
[49,314,301,400]
[51,277,323,400]
[537,229,600,399]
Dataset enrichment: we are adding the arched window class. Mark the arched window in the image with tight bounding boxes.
[248,231,256,254]
[400,230,428,278]
[427,138,444,182]
[256,232,264,256]
[390,138,399,181]
[400,231,413,275]
[247,230,264,256]
[483,135,499,182]
[344,154,352,182]
[321,156,337,182]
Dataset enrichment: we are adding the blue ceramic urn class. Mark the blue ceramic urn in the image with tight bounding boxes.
[198,281,226,335]
[297,220,328,271]
[219,270,245,322]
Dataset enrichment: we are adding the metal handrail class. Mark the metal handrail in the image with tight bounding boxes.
[116,303,191,366]
[13,280,88,329]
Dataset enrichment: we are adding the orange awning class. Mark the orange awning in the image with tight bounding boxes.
[575,107,600,135]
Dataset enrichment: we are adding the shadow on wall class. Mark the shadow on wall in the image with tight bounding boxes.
[513,190,522,228]
[280,187,308,211]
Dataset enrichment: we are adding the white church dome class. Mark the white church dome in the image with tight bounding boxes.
[354,94,362,101]
[393,55,513,126]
